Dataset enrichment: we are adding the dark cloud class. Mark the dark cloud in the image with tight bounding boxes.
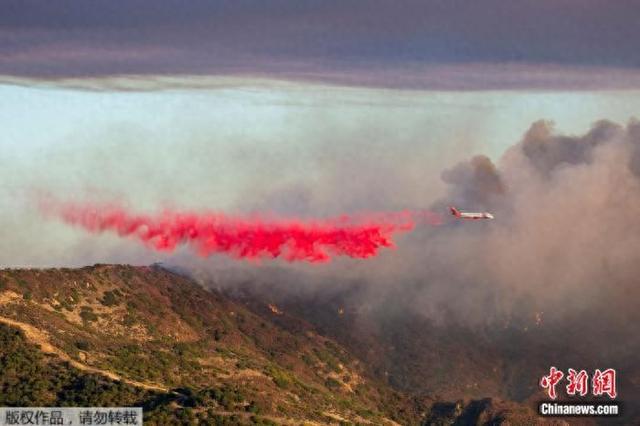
[441,155,505,210]
[625,118,640,176]
[2,0,640,89]
[519,119,624,176]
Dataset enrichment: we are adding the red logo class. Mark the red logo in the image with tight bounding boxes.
[592,369,617,399]
[540,366,564,400]
[540,367,617,400]
[566,369,589,396]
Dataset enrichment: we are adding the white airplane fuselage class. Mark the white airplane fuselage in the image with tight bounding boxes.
[450,206,494,220]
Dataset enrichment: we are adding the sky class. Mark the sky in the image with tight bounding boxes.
[1,1,640,268]
[2,0,640,89]
[1,1,640,266]
[4,84,640,210]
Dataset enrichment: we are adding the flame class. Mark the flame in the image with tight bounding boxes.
[268,304,283,315]
[535,311,543,326]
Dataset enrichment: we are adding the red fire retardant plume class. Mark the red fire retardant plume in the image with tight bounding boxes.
[49,202,442,263]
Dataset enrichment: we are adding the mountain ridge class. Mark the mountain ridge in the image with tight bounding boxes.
[0,264,550,425]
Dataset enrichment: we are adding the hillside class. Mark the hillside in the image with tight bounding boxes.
[224,278,638,425]
[0,265,548,425]
[0,264,423,424]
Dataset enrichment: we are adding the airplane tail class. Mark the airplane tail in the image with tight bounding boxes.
[449,206,461,217]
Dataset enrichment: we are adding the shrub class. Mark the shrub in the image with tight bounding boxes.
[75,340,91,351]
[80,307,98,323]
[266,366,292,389]
[325,377,341,389]
[100,290,119,307]
[246,400,261,414]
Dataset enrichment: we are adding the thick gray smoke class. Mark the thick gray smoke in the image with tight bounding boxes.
[196,118,640,407]
[194,119,640,331]
[415,118,640,323]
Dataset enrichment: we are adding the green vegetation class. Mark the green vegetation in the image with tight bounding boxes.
[265,365,292,389]
[0,265,432,425]
[0,323,268,425]
[122,313,137,326]
[313,348,341,372]
[0,323,154,407]
[75,339,91,351]
[100,290,121,307]
[324,377,341,389]
[106,342,203,385]
[79,306,98,323]
[249,416,277,426]
[301,352,315,367]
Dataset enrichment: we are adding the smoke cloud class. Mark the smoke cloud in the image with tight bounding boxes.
[5,114,640,327]
[68,115,635,339]
[3,98,640,408]
[190,117,639,407]
[400,118,640,324]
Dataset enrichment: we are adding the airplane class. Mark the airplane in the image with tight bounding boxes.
[450,206,494,220]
